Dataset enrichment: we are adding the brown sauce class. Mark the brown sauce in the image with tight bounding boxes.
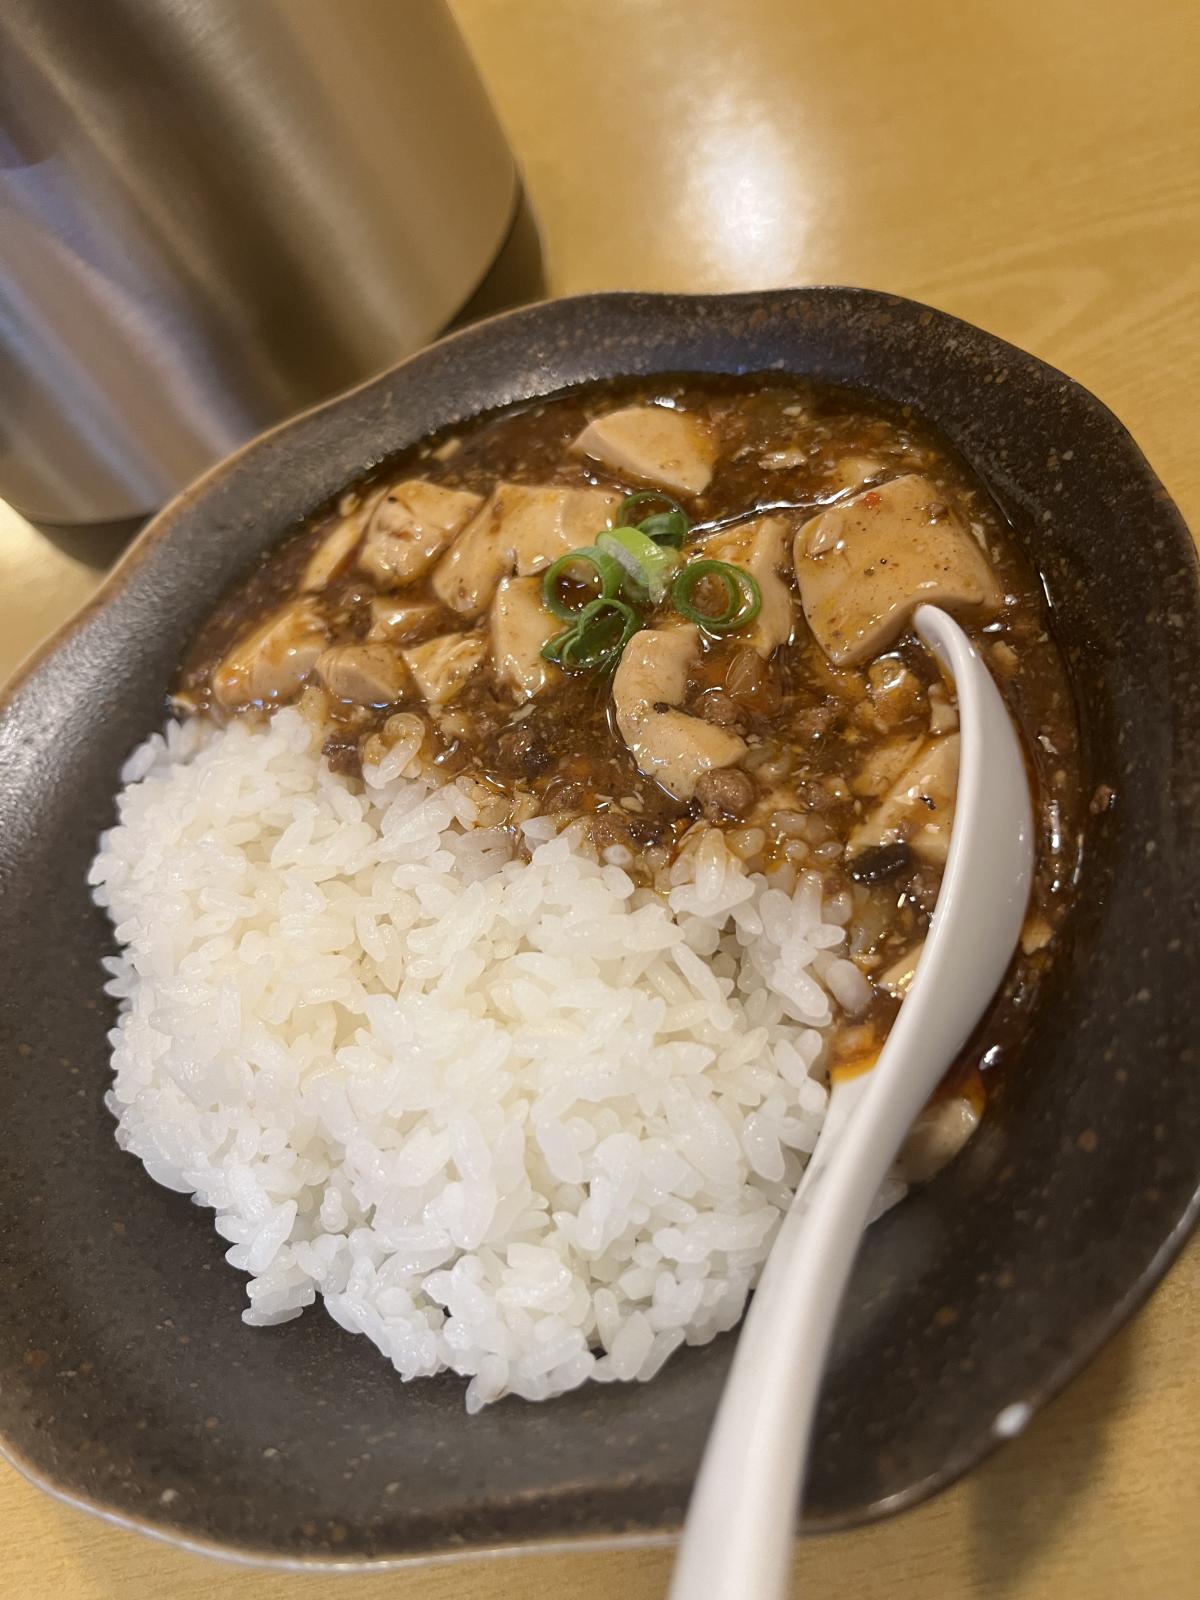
[177,374,1084,1119]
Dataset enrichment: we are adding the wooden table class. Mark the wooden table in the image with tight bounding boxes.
[2,1,1197,1594]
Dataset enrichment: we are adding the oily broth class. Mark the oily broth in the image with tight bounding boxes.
[177,373,1084,1110]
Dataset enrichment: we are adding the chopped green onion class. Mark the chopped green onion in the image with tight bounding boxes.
[638,509,689,547]
[618,490,682,521]
[541,546,624,620]
[671,560,762,633]
[541,629,571,665]
[617,491,690,548]
[640,512,684,550]
[597,526,682,603]
[541,596,641,672]
[564,598,640,669]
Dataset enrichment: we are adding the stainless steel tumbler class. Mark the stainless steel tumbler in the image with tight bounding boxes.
[0,0,519,522]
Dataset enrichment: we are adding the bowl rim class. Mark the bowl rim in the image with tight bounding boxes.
[2,284,1197,1570]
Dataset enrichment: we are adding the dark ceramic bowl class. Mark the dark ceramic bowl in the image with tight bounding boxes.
[2,289,1198,1569]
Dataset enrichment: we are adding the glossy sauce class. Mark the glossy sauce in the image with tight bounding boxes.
[179,374,1084,1113]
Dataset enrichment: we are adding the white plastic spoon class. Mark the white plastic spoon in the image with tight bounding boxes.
[669,604,1034,1600]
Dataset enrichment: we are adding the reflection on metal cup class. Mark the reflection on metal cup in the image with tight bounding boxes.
[0,0,520,522]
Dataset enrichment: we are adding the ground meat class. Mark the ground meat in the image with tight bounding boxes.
[493,722,552,778]
[788,705,838,743]
[792,777,839,813]
[847,842,913,886]
[698,690,745,728]
[322,735,363,778]
[695,768,755,821]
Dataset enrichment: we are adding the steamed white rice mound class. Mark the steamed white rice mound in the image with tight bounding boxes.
[90,707,883,1410]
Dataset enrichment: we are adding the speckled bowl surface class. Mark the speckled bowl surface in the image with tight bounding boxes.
[1,289,1197,1569]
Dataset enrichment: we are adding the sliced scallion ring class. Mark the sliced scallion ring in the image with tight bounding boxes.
[671,559,762,633]
[597,526,682,603]
[562,597,641,670]
[617,491,690,548]
[541,545,625,620]
[637,508,689,548]
[541,597,641,672]
[540,628,572,665]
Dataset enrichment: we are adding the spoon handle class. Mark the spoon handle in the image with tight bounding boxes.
[668,607,1034,1600]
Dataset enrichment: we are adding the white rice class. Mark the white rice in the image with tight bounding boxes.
[89,708,888,1410]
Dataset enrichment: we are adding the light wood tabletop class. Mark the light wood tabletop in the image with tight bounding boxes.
[2,1,1197,1595]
